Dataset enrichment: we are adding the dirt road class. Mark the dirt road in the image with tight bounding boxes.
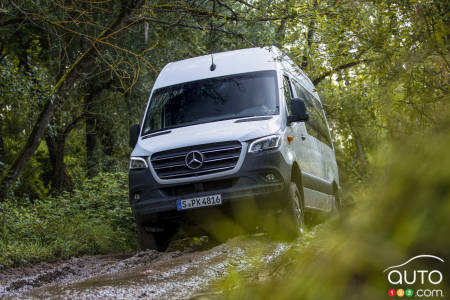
[0,229,319,299]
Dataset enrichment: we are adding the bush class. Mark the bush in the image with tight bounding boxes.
[0,172,137,269]
[216,122,450,299]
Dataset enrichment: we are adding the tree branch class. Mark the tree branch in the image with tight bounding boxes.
[0,0,145,199]
[301,0,318,70]
[312,59,369,85]
[138,17,256,47]
[216,0,238,21]
[232,0,256,9]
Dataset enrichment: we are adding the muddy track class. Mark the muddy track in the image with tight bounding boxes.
[0,233,304,300]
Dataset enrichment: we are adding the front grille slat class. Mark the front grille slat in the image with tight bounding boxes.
[151,141,242,180]
[202,146,242,154]
[153,162,186,170]
[204,154,240,163]
[159,164,232,178]
[151,153,186,162]
[159,166,235,179]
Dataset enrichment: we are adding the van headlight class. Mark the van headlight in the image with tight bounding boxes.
[129,157,148,169]
[248,135,281,153]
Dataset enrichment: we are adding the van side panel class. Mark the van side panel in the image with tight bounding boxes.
[281,69,338,211]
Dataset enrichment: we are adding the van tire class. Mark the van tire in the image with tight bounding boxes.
[137,224,157,250]
[273,182,305,240]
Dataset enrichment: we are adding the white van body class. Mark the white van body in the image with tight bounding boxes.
[129,46,340,248]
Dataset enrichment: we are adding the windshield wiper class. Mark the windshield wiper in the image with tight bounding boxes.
[142,114,275,136]
[234,116,273,123]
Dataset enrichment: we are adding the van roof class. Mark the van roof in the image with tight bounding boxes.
[153,46,317,96]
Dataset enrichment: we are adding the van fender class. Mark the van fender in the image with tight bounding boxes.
[289,162,336,212]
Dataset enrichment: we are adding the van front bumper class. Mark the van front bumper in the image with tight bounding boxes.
[129,149,291,225]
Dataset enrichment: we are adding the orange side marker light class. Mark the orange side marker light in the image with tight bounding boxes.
[287,136,294,143]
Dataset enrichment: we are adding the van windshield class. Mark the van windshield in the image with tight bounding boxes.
[141,70,279,135]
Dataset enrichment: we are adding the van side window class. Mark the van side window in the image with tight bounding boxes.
[292,80,332,147]
[291,80,308,100]
[312,98,333,147]
[283,76,293,114]
[304,96,332,147]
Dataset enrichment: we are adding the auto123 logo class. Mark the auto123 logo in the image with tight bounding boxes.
[384,255,446,298]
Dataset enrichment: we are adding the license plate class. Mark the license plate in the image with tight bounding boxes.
[176,194,222,211]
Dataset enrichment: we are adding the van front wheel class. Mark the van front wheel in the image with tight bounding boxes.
[136,224,157,250]
[276,182,305,240]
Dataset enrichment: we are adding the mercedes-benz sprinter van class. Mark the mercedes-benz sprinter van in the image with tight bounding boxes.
[129,47,340,249]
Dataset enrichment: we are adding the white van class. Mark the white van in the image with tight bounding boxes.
[129,46,340,249]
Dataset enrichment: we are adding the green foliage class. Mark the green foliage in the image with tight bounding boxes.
[213,112,450,300]
[0,1,448,285]
[0,172,137,269]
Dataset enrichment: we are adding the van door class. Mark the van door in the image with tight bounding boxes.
[290,78,335,211]
[283,75,321,179]
[308,96,337,183]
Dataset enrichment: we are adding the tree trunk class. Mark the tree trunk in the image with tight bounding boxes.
[84,79,114,177]
[101,132,116,172]
[301,0,318,70]
[350,126,368,169]
[98,115,116,172]
[85,93,99,178]
[0,97,60,200]
[0,123,5,169]
[0,0,144,200]
[46,133,72,194]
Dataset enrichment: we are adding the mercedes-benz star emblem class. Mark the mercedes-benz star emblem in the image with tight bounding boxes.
[185,150,204,170]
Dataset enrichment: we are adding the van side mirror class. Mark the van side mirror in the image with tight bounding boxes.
[288,98,309,123]
[129,124,140,148]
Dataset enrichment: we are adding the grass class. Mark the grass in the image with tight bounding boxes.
[211,123,450,300]
[0,172,137,269]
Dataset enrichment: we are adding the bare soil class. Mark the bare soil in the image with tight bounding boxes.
[0,233,302,299]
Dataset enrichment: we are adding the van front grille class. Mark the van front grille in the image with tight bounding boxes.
[150,141,242,180]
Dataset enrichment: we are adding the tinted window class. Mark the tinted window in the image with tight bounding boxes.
[313,98,333,147]
[291,80,308,100]
[283,75,293,114]
[142,71,279,135]
[292,80,332,147]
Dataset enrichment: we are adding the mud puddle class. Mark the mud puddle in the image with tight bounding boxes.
[0,228,320,299]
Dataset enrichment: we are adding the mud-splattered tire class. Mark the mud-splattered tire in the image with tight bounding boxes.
[137,224,157,250]
[273,182,305,241]
[137,223,179,251]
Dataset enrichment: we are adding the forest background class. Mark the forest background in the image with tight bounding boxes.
[0,2,448,294]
